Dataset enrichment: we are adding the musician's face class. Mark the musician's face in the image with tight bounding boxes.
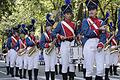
[30,31,34,35]
[20,34,25,39]
[46,26,52,32]
[89,9,97,17]
[15,32,18,36]
[64,13,72,20]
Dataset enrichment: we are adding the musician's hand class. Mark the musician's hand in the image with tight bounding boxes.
[60,35,65,40]
[97,47,103,53]
[99,25,107,31]
[110,46,116,51]
[48,43,52,47]
[77,34,83,41]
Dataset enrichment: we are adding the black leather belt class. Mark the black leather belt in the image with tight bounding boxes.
[62,39,73,42]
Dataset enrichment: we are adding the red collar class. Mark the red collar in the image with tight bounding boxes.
[64,18,71,23]
[89,17,98,20]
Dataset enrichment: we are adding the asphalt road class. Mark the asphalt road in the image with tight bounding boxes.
[0,60,120,80]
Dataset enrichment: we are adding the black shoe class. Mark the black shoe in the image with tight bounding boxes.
[69,72,74,80]
[55,65,58,75]
[78,64,80,72]
[113,65,119,76]
[59,64,62,74]
[45,72,49,80]
[105,68,110,80]
[95,75,103,80]
[51,72,55,80]
[86,76,92,80]
[6,66,10,75]
[19,69,22,79]
[83,68,86,78]
[15,67,19,77]
[67,67,69,76]
[81,64,83,71]
[23,69,27,78]
[34,69,38,80]
[10,67,14,77]
[110,65,113,75]
[62,73,67,80]
[28,70,32,80]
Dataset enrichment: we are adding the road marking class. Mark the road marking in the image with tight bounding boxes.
[0,70,6,75]
[0,60,5,63]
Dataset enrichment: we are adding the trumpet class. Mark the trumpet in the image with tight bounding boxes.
[2,48,8,55]
[110,45,120,54]
[28,46,36,57]
[45,38,57,55]
[18,48,26,56]
[104,34,114,51]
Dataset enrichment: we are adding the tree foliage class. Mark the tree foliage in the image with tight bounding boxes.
[0,0,120,34]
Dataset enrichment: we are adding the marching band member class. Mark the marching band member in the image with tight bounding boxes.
[104,23,115,80]
[7,27,19,77]
[109,8,120,76]
[18,24,27,79]
[3,30,10,75]
[26,19,39,80]
[81,0,107,80]
[55,46,62,75]
[52,1,77,79]
[40,13,57,80]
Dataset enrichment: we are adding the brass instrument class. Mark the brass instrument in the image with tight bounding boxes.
[110,45,120,54]
[28,46,36,57]
[18,48,26,56]
[104,34,114,51]
[45,38,57,55]
[2,48,8,55]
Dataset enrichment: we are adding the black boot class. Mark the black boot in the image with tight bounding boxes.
[28,70,32,80]
[19,69,22,79]
[113,65,119,76]
[67,67,69,76]
[69,72,74,80]
[34,69,38,80]
[45,72,49,80]
[51,72,55,80]
[23,69,27,78]
[10,67,14,77]
[6,66,10,75]
[86,76,92,80]
[78,64,80,72]
[55,65,58,75]
[59,64,62,74]
[95,75,103,80]
[110,65,113,75]
[83,68,86,78]
[15,67,19,77]
[81,64,83,71]
[62,73,67,80]
[105,68,110,80]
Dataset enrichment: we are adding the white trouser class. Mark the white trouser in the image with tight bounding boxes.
[18,55,23,69]
[6,50,10,66]
[27,49,40,70]
[110,52,119,65]
[104,50,111,68]
[23,53,28,69]
[9,49,17,67]
[60,41,75,73]
[18,50,28,69]
[43,48,56,72]
[83,38,104,77]
[16,55,20,67]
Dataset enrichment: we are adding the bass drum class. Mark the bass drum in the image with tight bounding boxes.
[70,46,83,60]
